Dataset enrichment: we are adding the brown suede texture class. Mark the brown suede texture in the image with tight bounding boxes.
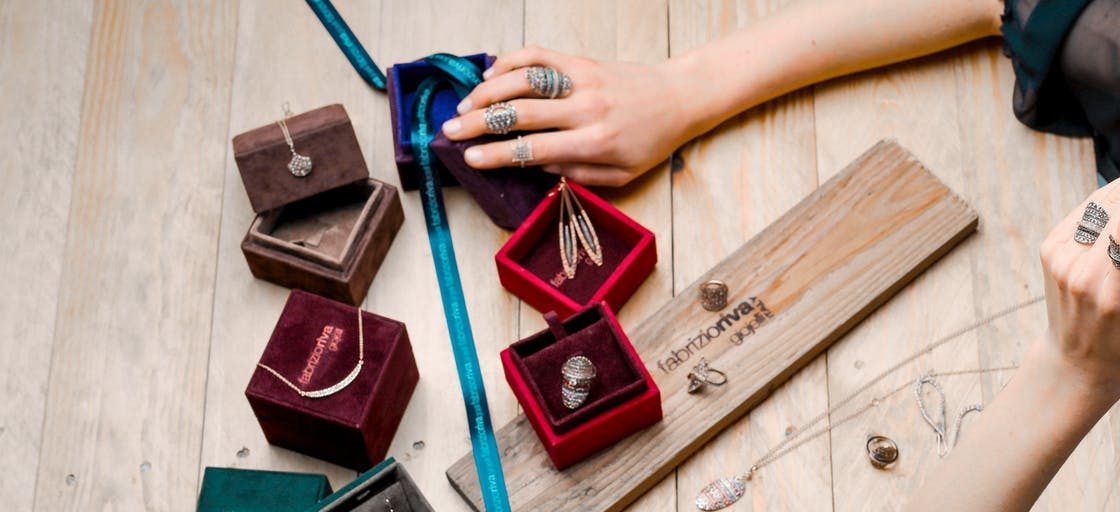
[233,104,368,213]
[242,179,404,306]
[245,290,418,471]
[509,304,647,433]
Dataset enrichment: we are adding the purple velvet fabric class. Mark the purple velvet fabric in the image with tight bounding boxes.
[509,304,647,433]
[430,132,559,229]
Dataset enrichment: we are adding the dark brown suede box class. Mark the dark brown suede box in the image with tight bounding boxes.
[234,104,404,305]
[246,290,419,471]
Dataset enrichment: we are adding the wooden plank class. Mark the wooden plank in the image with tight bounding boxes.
[518,2,675,509]
[0,1,92,509]
[365,1,525,510]
[666,1,827,510]
[812,49,983,510]
[952,40,1108,512]
[198,0,383,492]
[31,1,237,510]
[448,140,978,511]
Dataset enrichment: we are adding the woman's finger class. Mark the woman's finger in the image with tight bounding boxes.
[542,164,634,187]
[483,45,569,80]
[456,69,534,115]
[1047,179,1120,254]
[444,99,577,140]
[463,130,594,170]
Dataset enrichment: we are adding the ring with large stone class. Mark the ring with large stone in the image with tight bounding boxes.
[1109,236,1120,269]
[687,357,728,394]
[1075,202,1109,245]
[511,135,533,168]
[561,355,596,409]
[866,435,899,469]
[483,101,518,135]
[526,66,572,99]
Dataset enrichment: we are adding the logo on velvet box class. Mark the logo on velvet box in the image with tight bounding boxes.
[548,248,598,287]
[298,325,345,385]
[655,297,773,375]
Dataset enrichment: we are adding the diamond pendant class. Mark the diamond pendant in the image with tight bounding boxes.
[695,476,747,511]
[288,152,313,177]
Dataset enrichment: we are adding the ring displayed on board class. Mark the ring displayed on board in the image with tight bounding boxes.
[687,357,728,394]
[526,66,572,98]
[561,355,596,409]
[866,435,899,469]
[1074,202,1109,245]
[511,135,533,167]
[483,101,518,134]
[698,280,729,311]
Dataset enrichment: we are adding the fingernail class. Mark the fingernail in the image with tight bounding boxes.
[464,148,483,166]
[456,98,472,115]
[442,119,461,134]
[483,68,494,79]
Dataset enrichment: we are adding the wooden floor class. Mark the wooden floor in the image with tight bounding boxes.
[1,1,1113,511]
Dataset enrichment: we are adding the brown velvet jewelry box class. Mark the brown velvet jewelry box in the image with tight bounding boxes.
[245,290,419,471]
[233,104,404,305]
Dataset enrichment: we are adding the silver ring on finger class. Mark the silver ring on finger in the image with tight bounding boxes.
[1075,202,1110,245]
[483,102,518,135]
[526,66,572,99]
[1109,236,1120,269]
[511,135,533,168]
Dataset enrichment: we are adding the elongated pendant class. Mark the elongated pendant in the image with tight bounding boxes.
[288,151,313,177]
[560,219,577,278]
[696,476,747,511]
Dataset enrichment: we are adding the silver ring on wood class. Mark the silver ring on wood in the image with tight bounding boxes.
[687,357,728,394]
[867,435,899,469]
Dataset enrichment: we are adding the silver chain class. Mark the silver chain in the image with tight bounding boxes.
[277,102,298,152]
[740,296,1043,480]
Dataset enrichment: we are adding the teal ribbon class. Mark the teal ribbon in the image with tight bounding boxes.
[305,1,510,510]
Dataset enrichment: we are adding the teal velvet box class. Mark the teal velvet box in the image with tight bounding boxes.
[308,458,432,511]
[197,467,332,512]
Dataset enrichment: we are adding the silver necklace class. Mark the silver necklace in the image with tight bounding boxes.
[695,296,1043,511]
[277,102,313,177]
[256,306,365,399]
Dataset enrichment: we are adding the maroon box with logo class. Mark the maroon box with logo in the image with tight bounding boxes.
[233,104,404,306]
[495,180,657,318]
[245,290,418,470]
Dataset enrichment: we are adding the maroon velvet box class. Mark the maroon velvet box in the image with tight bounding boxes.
[386,53,492,191]
[245,290,418,471]
[500,303,662,469]
[233,104,404,305]
[495,181,657,318]
[430,132,559,230]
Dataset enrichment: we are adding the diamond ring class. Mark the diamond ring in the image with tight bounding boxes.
[526,66,572,99]
[483,101,518,135]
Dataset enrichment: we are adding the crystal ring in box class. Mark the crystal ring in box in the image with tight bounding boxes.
[560,355,596,409]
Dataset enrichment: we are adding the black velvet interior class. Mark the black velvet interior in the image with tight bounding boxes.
[510,305,647,433]
[511,188,641,304]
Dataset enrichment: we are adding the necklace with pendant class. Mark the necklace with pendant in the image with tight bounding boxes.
[277,102,313,177]
[695,296,1043,511]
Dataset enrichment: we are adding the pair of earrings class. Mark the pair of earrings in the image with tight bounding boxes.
[558,178,604,278]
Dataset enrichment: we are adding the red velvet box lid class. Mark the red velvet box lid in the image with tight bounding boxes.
[429,132,559,230]
[245,290,418,470]
[232,104,368,213]
[501,303,662,470]
[495,181,657,318]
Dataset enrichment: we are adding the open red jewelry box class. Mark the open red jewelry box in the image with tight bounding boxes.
[245,290,418,471]
[501,302,662,470]
[233,104,404,306]
[496,180,657,318]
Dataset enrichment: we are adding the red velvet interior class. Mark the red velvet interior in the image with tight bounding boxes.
[249,290,394,426]
[511,187,641,305]
[510,304,647,433]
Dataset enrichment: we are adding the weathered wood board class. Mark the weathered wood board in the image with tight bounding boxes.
[447,140,978,511]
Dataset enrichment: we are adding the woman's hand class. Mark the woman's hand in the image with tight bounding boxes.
[441,46,694,187]
[1038,179,1120,399]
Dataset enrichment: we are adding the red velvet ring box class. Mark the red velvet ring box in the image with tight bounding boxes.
[245,290,418,471]
[496,180,657,318]
[387,53,492,191]
[234,104,404,306]
[501,302,661,470]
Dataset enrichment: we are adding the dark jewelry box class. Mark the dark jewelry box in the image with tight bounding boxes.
[196,467,332,512]
[501,302,662,470]
[233,104,404,305]
[308,457,432,512]
[496,180,657,318]
[245,290,418,471]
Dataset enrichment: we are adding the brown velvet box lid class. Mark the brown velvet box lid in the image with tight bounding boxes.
[245,290,419,470]
[233,104,368,213]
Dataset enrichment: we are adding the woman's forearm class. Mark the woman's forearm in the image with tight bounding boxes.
[664,0,1004,137]
[907,338,1120,511]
